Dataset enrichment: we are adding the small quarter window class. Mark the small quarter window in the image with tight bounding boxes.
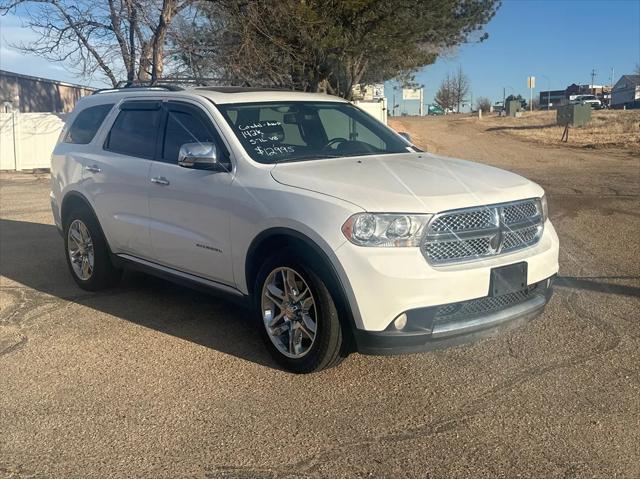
[64,104,114,144]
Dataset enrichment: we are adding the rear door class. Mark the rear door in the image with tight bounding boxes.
[83,100,162,257]
[147,100,235,285]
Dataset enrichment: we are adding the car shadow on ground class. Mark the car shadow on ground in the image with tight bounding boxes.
[0,218,280,370]
[555,276,640,297]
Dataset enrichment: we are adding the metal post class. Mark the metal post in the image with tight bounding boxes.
[392,89,396,117]
[11,111,19,171]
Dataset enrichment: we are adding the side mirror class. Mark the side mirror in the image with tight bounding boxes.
[178,142,227,171]
[398,132,412,143]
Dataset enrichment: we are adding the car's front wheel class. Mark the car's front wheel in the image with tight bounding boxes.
[255,252,345,373]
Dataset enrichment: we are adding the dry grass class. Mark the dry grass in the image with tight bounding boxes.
[478,109,640,152]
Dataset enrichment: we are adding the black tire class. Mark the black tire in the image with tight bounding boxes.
[63,205,122,291]
[254,251,345,373]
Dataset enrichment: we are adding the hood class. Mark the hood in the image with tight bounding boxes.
[270,152,543,213]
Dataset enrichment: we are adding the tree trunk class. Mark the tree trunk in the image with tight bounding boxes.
[151,0,178,83]
[137,41,152,81]
[107,0,133,82]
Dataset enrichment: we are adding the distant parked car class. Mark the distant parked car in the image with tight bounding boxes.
[570,95,602,109]
[427,104,444,115]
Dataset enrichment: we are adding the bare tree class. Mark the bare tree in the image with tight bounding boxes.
[0,0,191,86]
[476,96,491,113]
[435,67,470,113]
[434,74,455,112]
[451,66,470,113]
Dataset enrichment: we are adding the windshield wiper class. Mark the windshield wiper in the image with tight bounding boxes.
[271,153,342,164]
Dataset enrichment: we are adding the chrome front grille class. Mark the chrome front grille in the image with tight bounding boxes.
[422,198,544,265]
[503,202,538,224]
[424,237,492,262]
[430,209,494,232]
[502,225,540,251]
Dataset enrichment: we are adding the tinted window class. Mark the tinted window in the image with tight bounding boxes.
[105,105,162,159]
[162,108,216,164]
[64,104,113,144]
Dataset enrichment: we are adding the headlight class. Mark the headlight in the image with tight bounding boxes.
[540,194,548,222]
[342,213,432,247]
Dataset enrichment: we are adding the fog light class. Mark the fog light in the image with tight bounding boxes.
[394,313,408,330]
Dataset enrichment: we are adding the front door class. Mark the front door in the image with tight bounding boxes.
[147,101,234,285]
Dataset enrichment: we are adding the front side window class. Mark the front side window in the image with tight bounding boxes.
[162,105,217,164]
[64,103,114,144]
[217,101,410,164]
[104,102,162,159]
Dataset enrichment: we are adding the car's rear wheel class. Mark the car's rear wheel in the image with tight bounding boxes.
[255,252,345,373]
[63,206,122,291]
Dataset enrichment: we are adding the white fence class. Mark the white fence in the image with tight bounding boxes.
[0,112,66,170]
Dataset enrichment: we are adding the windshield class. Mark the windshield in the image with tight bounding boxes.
[216,101,412,164]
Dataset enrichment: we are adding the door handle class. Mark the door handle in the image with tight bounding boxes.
[150,176,170,186]
[85,164,102,173]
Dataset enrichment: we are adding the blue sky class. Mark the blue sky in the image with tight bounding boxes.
[390,0,640,112]
[1,0,639,99]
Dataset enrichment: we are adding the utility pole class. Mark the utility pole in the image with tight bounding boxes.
[540,74,551,110]
[611,67,616,88]
[590,68,597,95]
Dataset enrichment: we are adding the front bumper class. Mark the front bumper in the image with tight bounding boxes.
[354,275,554,355]
[334,220,559,332]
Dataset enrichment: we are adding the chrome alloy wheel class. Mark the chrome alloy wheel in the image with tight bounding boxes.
[67,219,94,281]
[261,267,318,359]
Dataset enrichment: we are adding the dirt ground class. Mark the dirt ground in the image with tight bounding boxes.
[1,116,639,478]
[440,109,640,153]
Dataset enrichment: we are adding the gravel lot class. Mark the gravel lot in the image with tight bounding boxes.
[1,116,639,478]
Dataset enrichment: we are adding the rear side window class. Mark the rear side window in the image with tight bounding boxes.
[64,104,114,144]
[104,102,162,159]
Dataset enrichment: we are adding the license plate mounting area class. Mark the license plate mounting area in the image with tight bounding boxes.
[489,262,528,296]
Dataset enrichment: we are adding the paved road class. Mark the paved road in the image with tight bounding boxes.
[1,118,639,478]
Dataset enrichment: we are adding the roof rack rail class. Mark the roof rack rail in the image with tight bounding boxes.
[90,78,296,95]
[92,83,185,95]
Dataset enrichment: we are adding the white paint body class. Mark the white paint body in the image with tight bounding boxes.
[50,89,559,332]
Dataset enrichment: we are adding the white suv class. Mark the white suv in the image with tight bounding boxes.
[50,86,559,373]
